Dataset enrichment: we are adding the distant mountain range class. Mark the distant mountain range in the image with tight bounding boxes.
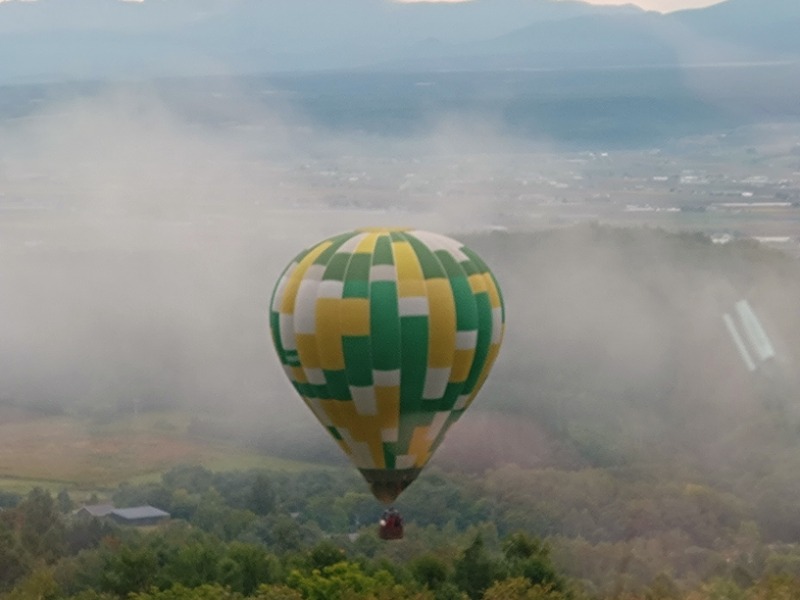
[0,0,798,83]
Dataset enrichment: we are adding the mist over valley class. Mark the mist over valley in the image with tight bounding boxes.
[2,1,800,598]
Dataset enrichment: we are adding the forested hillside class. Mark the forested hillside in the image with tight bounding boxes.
[4,462,800,600]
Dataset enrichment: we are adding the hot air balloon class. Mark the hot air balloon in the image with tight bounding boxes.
[268,228,504,519]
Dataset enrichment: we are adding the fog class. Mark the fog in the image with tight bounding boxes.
[0,82,552,455]
[1,79,799,474]
[1,87,327,420]
[410,219,798,478]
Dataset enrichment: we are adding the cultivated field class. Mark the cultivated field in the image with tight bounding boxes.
[0,406,316,494]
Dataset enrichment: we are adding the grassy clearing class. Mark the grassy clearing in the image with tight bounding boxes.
[0,477,72,495]
[0,409,324,495]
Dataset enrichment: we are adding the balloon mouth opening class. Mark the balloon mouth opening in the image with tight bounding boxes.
[360,468,422,504]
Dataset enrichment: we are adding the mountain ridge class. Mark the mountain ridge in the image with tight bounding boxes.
[0,0,796,83]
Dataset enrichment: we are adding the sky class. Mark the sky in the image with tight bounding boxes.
[568,0,724,12]
[399,0,726,14]
[0,0,730,10]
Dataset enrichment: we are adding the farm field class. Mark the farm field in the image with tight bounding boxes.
[0,406,317,494]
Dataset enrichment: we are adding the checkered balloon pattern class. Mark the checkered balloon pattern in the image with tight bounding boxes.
[269,228,504,502]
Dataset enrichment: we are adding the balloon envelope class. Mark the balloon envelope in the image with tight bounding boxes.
[269,228,504,503]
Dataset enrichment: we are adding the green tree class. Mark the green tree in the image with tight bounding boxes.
[17,488,66,563]
[333,492,375,531]
[287,561,400,600]
[453,535,502,600]
[113,483,172,512]
[65,517,115,554]
[646,573,681,600]
[163,542,223,588]
[245,514,322,553]
[3,566,59,600]
[127,583,242,600]
[249,474,277,517]
[410,554,449,590]
[502,533,564,591]
[433,582,468,600]
[251,585,303,600]
[64,591,119,600]
[745,575,800,600]
[56,489,74,514]
[483,578,569,600]
[100,545,159,595]
[191,489,256,540]
[221,543,281,596]
[305,495,348,532]
[307,541,347,571]
[0,522,28,590]
[686,578,745,600]
[169,489,200,521]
